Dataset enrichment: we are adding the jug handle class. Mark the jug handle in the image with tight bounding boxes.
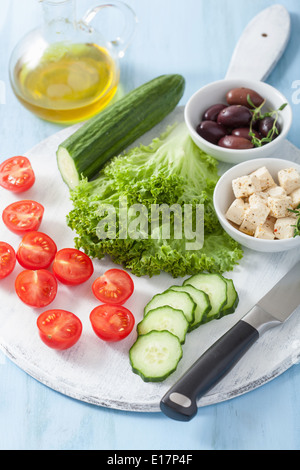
[81,1,138,58]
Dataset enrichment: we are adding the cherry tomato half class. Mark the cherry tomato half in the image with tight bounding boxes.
[0,241,16,280]
[15,269,58,308]
[0,156,35,193]
[2,200,44,235]
[53,248,94,285]
[17,231,57,270]
[92,269,134,305]
[90,304,135,342]
[37,309,82,351]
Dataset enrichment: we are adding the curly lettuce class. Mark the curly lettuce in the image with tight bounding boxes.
[67,123,243,277]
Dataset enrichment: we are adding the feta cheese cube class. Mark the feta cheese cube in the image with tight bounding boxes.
[239,202,270,236]
[232,174,261,199]
[274,217,296,240]
[256,192,269,204]
[290,187,300,209]
[266,185,287,199]
[267,196,293,218]
[249,193,268,206]
[239,219,257,236]
[250,166,276,191]
[254,215,276,240]
[254,224,275,240]
[244,203,270,228]
[226,199,247,226]
[264,216,276,231]
[278,168,300,194]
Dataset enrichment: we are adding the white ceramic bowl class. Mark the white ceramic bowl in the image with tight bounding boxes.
[213,158,300,252]
[185,79,293,164]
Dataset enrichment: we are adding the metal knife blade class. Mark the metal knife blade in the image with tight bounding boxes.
[160,261,300,422]
[257,262,300,322]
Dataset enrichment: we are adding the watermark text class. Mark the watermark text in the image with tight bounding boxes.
[0,80,6,104]
[95,198,204,251]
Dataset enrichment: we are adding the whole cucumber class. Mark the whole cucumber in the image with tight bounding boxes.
[57,74,185,190]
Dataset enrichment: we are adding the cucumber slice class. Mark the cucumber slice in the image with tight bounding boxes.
[221,278,239,316]
[144,290,196,325]
[184,273,227,322]
[129,330,183,382]
[137,306,189,344]
[169,285,211,330]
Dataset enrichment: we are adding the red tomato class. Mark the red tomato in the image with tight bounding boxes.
[92,269,134,305]
[15,269,58,308]
[53,248,94,285]
[2,200,44,235]
[37,309,82,351]
[17,231,57,270]
[0,241,16,280]
[0,156,35,193]
[90,304,135,342]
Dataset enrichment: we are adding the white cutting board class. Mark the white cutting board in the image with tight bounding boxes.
[0,106,300,412]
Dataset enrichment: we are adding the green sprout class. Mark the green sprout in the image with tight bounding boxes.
[247,95,288,148]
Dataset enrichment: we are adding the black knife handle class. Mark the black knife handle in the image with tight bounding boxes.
[160,320,259,422]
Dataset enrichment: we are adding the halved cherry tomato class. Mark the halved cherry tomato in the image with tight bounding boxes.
[17,231,57,270]
[90,304,135,342]
[92,269,134,305]
[37,309,82,350]
[0,156,35,193]
[2,200,44,235]
[15,269,57,308]
[53,248,94,285]
[0,242,16,280]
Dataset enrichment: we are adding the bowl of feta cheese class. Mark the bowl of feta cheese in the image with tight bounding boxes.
[213,158,300,252]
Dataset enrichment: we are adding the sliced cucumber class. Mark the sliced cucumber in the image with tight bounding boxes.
[129,330,183,382]
[144,290,196,325]
[183,273,227,322]
[221,278,239,316]
[137,306,189,344]
[169,285,211,331]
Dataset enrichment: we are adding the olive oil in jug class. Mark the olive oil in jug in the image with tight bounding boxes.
[9,0,137,124]
[13,42,119,124]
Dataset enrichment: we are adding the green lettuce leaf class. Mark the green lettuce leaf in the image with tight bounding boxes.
[67,123,243,277]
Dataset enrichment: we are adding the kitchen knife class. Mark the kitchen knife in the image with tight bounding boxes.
[160,262,300,422]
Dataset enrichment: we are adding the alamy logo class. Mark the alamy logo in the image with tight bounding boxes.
[292,80,300,105]
[0,80,6,104]
[95,198,205,251]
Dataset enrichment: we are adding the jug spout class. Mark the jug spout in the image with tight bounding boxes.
[40,0,76,34]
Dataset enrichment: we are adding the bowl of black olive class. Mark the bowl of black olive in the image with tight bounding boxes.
[184,79,292,164]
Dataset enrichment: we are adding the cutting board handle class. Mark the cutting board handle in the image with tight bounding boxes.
[225,4,291,82]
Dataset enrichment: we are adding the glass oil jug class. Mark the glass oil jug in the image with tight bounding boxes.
[9,0,137,124]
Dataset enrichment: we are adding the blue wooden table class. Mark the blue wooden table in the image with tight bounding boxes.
[1,0,300,451]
